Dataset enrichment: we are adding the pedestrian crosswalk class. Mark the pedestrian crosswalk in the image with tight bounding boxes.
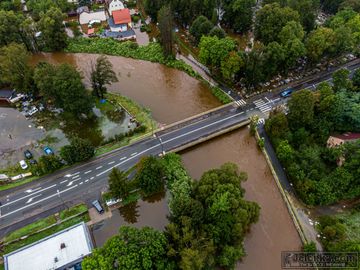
[234,99,247,107]
[253,98,272,114]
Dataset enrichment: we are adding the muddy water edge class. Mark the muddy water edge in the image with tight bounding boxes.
[30,53,302,269]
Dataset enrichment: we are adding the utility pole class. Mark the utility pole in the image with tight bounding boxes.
[158,137,165,156]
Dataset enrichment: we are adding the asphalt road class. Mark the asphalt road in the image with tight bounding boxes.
[0,59,359,238]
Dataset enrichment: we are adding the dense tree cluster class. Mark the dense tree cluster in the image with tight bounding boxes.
[104,154,259,269]
[60,137,95,165]
[265,69,360,205]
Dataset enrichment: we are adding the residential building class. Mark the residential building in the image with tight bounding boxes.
[327,133,360,148]
[3,222,93,270]
[109,8,131,32]
[108,0,125,15]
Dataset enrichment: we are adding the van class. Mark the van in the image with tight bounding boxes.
[92,200,104,214]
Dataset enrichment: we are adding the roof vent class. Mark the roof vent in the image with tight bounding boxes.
[60,243,66,249]
[54,257,58,263]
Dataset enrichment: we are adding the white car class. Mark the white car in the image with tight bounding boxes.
[25,106,38,117]
[19,160,28,170]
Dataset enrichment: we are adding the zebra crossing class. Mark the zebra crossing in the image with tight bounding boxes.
[234,99,247,107]
[253,98,272,114]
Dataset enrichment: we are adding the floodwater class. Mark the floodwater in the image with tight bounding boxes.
[31,53,221,124]
[181,129,302,270]
[92,191,169,247]
[92,128,302,269]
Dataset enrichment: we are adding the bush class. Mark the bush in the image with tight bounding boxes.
[132,15,140,23]
[210,86,232,104]
[60,137,95,165]
[140,24,151,33]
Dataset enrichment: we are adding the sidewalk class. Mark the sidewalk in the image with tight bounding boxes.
[257,124,323,250]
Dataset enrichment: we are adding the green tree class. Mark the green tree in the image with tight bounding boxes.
[305,27,336,62]
[90,55,118,99]
[287,89,315,130]
[332,68,352,92]
[278,20,304,44]
[209,27,226,39]
[82,226,172,270]
[289,0,318,32]
[108,168,131,200]
[262,41,286,77]
[136,156,165,196]
[157,6,174,57]
[190,16,214,44]
[223,0,256,33]
[60,137,94,165]
[255,3,300,44]
[27,0,70,20]
[0,10,24,47]
[37,155,63,175]
[220,51,243,81]
[33,62,57,100]
[0,43,35,94]
[265,110,289,139]
[37,7,67,51]
[303,241,317,252]
[352,68,360,90]
[199,36,236,70]
[276,140,295,165]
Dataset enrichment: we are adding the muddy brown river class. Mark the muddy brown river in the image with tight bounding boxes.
[31,53,301,269]
[31,53,221,124]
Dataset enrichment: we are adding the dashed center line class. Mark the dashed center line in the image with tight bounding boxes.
[96,166,103,170]
[108,161,115,165]
[130,152,137,156]
[79,182,83,185]
[60,180,68,184]
[120,157,127,160]
[85,179,89,183]
[90,177,94,180]
[84,170,92,174]
[72,175,80,179]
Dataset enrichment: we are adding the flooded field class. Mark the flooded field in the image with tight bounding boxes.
[31,53,221,124]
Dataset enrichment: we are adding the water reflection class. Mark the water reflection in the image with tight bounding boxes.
[118,202,140,224]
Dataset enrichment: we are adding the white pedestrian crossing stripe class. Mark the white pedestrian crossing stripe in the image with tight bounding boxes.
[253,98,273,113]
[234,99,247,107]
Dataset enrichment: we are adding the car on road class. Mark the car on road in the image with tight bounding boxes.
[92,200,104,214]
[43,146,54,155]
[280,88,294,98]
[24,150,33,159]
[19,160,28,170]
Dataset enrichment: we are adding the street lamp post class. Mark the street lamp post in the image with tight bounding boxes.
[158,137,165,156]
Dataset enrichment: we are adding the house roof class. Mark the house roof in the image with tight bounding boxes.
[331,133,360,141]
[79,10,106,25]
[4,222,93,270]
[104,29,136,39]
[87,28,95,35]
[112,8,131,25]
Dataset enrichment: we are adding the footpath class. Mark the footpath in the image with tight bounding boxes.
[257,124,323,251]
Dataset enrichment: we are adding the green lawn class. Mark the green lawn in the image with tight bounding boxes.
[59,203,88,220]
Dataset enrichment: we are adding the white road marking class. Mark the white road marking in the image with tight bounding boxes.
[64,174,72,178]
[96,166,103,170]
[130,152,137,156]
[72,172,80,176]
[60,180,68,184]
[2,184,57,207]
[79,182,83,185]
[85,179,89,183]
[67,181,73,186]
[90,177,94,180]
[0,185,78,218]
[26,194,42,204]
[108,161,115,165]
[84,170,92,174]
[25,187,41,193]
[96,111,246,178]
[72,175,80,179]
[120,157,127,160]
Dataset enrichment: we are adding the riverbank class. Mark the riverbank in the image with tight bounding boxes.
[65,38,198,78]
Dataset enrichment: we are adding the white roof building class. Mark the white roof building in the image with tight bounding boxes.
[79,10,107,25]
[4,222,93,270]
[108,0,125,15]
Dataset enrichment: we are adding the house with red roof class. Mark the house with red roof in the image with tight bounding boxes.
[109,8,131,32]
[327,133,360,148]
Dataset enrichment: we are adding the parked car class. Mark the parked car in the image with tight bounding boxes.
[19,160,28,170]
[280,88,294,98]
[25,106,38,117]
[43,146,54,155]
[92,200,104,214]
[24,150,33,159]
[29,159,37,165]
[105,198,121,207]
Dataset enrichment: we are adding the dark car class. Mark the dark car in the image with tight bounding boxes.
[29,159,37,165]
[92,200,104,214]
[24,150,33,159]
[280,88,294,98]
